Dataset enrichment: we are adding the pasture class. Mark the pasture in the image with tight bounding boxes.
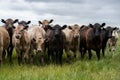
[0,38,120,80]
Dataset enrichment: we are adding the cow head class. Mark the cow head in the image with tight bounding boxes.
[47,24,67,38]
[1,19,18,34]
[38,19,53,32]
[18,20,31,30]
[32,33,45,53]
[68,24,80,39]
[105,26,117,38]
[89,23,106,37]
[15,20,31,39]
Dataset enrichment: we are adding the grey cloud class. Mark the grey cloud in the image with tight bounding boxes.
[0,0,120,27]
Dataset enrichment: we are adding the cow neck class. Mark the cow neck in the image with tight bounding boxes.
[104,32,110,44]
[20,31,26,46]
[71,36,79,45]
[5,26,14,45]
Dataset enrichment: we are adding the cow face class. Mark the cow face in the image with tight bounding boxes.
[48,24,67,38]
[14,21,31,39]
[90,23,105,37]
[105,27,117,38]
[68,24,80,39]
[32,34,45,53]
[14,26,25,39]
[38,19,53,32]
[1,18,18,31]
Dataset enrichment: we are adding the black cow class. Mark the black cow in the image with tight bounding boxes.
[101,26,117,56]
[79,23,105,60]
[1,18,18,63]
[47,24,67,65]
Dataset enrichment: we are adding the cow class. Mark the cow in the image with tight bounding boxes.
[101,26,117,56]
[107,27,119,52]
[28,25,46,64]
[1,18,18,63]
[38,19,54,55]
[62,24,80,62]
[46,24,67,65]
[38,19,53,32]
[12,20,31,65]
[0,27,10,65]
[79,23,106,60]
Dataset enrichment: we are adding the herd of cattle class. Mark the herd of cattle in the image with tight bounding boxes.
[0,18,119,65]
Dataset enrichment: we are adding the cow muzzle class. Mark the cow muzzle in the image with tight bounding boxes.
[16,35,20,39]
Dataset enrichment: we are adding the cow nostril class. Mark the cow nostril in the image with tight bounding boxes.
[16,35,20,39]
[37,50,42,53]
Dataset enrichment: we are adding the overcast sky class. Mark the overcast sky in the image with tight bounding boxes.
[0,0,120,27]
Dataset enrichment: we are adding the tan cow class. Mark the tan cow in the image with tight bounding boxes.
[62,24,80,61]
[0,27,10,65]
[28,25,46,64]
[12,21,31,65]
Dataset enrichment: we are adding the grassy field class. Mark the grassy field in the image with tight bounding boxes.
[0,39,120,80]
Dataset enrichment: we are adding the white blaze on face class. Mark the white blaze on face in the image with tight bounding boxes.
[112,30,118,39]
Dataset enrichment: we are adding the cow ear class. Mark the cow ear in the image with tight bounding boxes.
[68,26,72,30]
[80,25,85,29]
[89,24,93,28]
[13,19,18,23]
[38,21,42,24]
[32,38,36,42]
[1,19,6,23]
[61,25,67,30]
[27,21,31,24]
[47,25,53,30]
[103,28,106,31]
[113,27,117,30]
[101,23,106,27]
[49,19,53,23]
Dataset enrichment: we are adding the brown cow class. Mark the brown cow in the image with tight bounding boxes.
[12,21,31,65]
[79,23,106,60]
[1,18,18,63]
[62,24,80,61]
[28,25,46,64]
[0,27,10,65]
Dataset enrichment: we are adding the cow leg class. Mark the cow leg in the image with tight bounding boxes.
[2,50,6,62]
[0,47,3,65]
[7,46,13,63]
[96,50,100,60]
[29,45,34,64]
[39,52,44,65]
[65,48,71,63]
[17,52,21,65]
[24,47,30,64]
[88,49,92,60]
[79,47,83,59]
[82,48,87,59]
[102,47,105,57]
[73,50,77,62]
[59,51,63,65]
[55,52,58,64]
[47,48,51,64]
[9,47,13,63]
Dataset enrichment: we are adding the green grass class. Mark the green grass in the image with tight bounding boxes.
[0,39,120,80]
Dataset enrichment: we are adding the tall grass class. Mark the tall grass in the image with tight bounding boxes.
[0,39,120,80]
